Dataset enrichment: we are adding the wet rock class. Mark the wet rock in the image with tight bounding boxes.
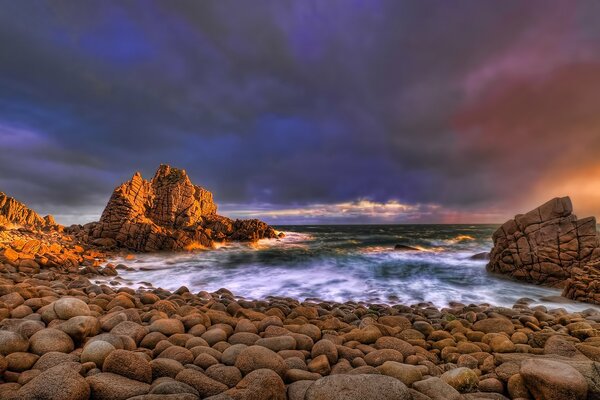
[472,318,514,335]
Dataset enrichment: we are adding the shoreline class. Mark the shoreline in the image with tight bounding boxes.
[1,227,600,399]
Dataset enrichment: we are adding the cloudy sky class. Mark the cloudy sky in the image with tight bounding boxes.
[1,1,600,225]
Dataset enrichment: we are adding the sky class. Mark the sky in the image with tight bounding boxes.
[1,1,600,225]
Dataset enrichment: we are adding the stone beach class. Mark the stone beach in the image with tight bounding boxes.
[1,168,600,399]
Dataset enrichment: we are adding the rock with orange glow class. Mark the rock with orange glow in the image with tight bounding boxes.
[0,192,58,230]
[89,164,279,251]
[487,196,600,287]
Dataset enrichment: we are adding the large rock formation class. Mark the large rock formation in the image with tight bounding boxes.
[88,164,280,251]
[0,192,57,230]
[487,197,600,287]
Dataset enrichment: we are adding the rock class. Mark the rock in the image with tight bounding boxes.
[470,252,490,260]
[91,164,279,251]
[111,321,149,345]
[234,345,287,377]
[17,362,89,400]
[103,349,152,383]
[81,340,116,368]
[440,367,479,392]
[150,358,184,379]
[175,368,228,398]
[376,361,423,386]
[32,351,79,371]
[520,359,588,400]
[149,319,185,336]
[255,336,296,352]
[205,364,243,388]
[374,336,415,358]
[0,330,29,355]
[364,349,404,366]
[52,297,91,320]
[304,374,411,400]
[86,372,151,400]
[5,352,38,372]
[150,381,199,396]
[227,368,286,399]
[312,339,338,365]
[57,316,101,342]
[394,244,419,251]
[158,345,194,364]
[29,328,74,355]
[472,318,514,335]
[487,197,600,290]
[413,377,462,400]
[0,192,57,229]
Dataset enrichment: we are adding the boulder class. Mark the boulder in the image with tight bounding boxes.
[0,330,29,355]
[81,340,116,368]
[16,362,89,400]
[413,377,461,400]
[175,368,228,398]
[520,359,588,400]
[234,345,287,377]
[86,372,151,400]
[52,297,90,320]
[487,197,600,290]
[440,367,479,392]
[227,368,286,399]
[376,361,422,386]
[103,349,152,383]
[304,374,411,400]
[90,164,279,251]
[29,328,74,355]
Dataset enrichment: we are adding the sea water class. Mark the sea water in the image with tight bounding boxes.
[113,225,597,312]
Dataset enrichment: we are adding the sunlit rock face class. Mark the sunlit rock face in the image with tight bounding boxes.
[90,164,279,251]
[0,192,57,230]
[487,197,600,287]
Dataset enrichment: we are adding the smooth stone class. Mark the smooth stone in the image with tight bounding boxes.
[29,328,74,355]
[103,349,152,383]
[305,373,411,400]
[81,340,116,368]
[86,372,151,400]
[234,345,287,377]
[413,377,461,400]
[17,362,89,400]
[520,359,588,400]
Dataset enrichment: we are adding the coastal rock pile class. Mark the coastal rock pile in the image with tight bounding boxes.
[86,164,280,251]
[487,197,600,287]
[0,192,57,230]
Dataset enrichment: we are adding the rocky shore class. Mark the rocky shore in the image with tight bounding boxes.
[2,181,600,398]
[2,249,600,400]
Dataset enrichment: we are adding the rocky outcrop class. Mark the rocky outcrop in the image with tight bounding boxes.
[487,197,600,287]
[562,260,600,304]
[0,192,57,230]
[88,164,280,251]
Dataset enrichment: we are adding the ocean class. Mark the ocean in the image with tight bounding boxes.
[113,225,597,312]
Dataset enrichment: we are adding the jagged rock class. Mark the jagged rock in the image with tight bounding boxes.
[0,192,57,230]
[487,197,600,287]
[90,164,279,251]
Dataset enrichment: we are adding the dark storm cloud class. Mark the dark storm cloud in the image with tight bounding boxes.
[0,0,599,223]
